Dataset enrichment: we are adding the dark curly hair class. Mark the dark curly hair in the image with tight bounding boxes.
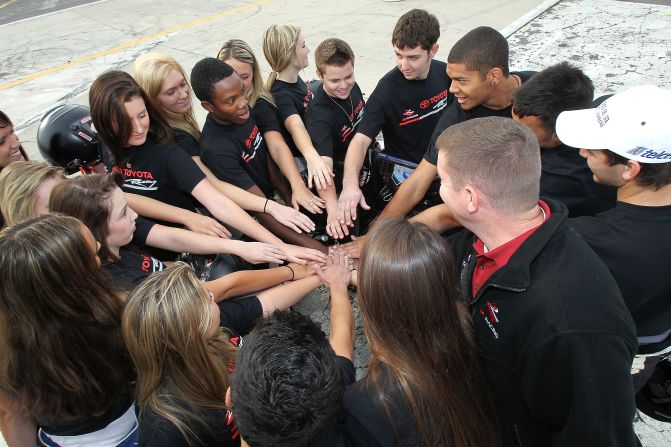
[231,310,345,447]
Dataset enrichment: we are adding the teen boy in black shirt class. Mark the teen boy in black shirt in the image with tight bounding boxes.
[512,62,616,217]
[337,9,451,228]
[306,38,366,240]
[192,58,328,254]
[556,85,671,390]
[338,26,528,257]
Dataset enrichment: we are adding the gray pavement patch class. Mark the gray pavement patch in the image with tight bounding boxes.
[0,0,107,27]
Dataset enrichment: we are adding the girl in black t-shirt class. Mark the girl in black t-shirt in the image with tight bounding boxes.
[50,174,321,314]
[88,70,326,265]
[122,263,240,447]
[0,214,136,446]
[132,52,315,235]
[218,38,326,217]
[50,173,292,273]
[262,24,335,193]
[343,219,498,447]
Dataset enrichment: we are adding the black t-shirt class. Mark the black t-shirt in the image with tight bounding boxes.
[103,248,166,292]
[271,77,316,157]
[139,405,240,447]
[570,202,671,347]
[139,337,243,447]
[357,60,451,164]
[540,143,616,217]
[341,365,423,447]
[252,98,283,134]
[314,355,357,447]
[173,128,200,157]
[200,114,273,197]
[111,138,206,215]
[306,83,366,165]
[424,71,536,165]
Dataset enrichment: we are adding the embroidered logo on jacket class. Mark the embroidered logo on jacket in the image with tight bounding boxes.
[479,301,500,339]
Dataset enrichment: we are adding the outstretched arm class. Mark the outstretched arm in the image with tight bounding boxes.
[205,262,315,302]
[145,224,286,265]
[191,179,327,264]
[264,130,326,214]
[284,114,334,190]
[409,203,461,233]
[126,192,230,238]
[377,159,437,220]
[337,132,372,227]
[192,155,315,234]
[315,253,354,360]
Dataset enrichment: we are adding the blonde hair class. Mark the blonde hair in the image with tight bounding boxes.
[0,161,64,226]
[262,24,302,92]
[217,39,275,108]
[122,262,237,445]
[133,52,201,139]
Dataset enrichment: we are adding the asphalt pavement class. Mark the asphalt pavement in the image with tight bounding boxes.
[0,0,670,445]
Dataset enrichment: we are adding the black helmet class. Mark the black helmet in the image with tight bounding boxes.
[37,104,102,174]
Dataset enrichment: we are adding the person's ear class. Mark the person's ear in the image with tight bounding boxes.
[622,160,641,182]
[316,69,324,80]
[225,387,232,408]
[488,67,503,86]
[465,185,480,214]
[201,100,215,114]
[429,43,439,58]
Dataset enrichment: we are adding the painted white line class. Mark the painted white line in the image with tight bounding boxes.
[0,0,110,29]
[500,0,562,37]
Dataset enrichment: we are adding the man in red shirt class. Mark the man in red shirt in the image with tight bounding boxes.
[436,116,639,447]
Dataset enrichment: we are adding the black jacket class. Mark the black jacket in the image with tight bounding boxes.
[448,199,638,447]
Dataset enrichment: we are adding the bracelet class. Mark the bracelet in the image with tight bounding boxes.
[263,198,269,213]
[286,265,295,281]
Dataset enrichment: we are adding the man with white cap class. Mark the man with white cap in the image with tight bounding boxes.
[556,85,671,391]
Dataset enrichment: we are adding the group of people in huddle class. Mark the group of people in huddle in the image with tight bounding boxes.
[0,6,670,447]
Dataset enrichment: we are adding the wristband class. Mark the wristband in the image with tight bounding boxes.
[263,199,269,213]
[286,265,295,281]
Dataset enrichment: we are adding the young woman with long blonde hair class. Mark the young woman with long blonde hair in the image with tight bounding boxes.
[133,52,316,235]
[262,24,335,193]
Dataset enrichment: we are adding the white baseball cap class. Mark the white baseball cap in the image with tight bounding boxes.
[556,85,671,163]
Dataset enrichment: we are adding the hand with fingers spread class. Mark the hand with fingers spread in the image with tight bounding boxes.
[183,212,231,238]
[291,183,326,215]
[331,234,366,259]
[265,199,316,233]
[279,243,329,265]
[326,212,350,240]
[314,252,352,289]
[337,184,370,227]
[305,154,335,191]
[238,242,287,265]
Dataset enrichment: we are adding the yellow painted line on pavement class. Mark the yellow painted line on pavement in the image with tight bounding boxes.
[0,0,18,10]
[0,0,269,91]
